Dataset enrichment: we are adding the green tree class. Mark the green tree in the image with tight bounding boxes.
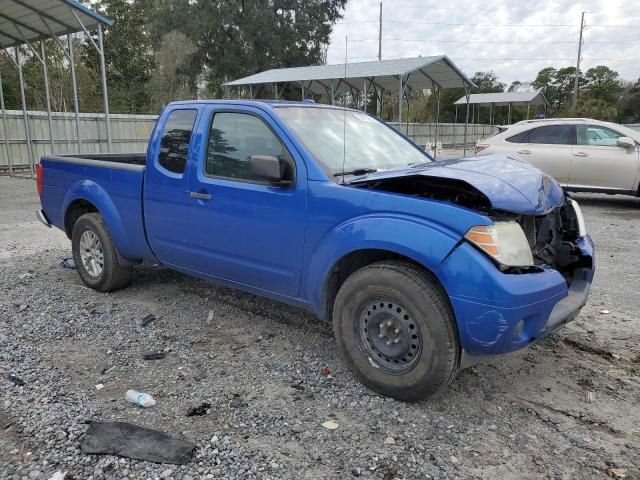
[471,71,505,93]
[619,78,640,123]
[584,65,623,103]
[82,0,155,113]
[532,66,582,114]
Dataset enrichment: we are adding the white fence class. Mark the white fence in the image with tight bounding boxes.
[390,122,498,148]
[2,110,638,172]
[0,110,157,171]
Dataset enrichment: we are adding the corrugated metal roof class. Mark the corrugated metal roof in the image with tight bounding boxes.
[225,55,475,94]
[0,0,112,49]
[454,91,547,106]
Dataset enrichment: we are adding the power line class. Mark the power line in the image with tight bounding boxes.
[330,38,640,45]
[336,20,638,28]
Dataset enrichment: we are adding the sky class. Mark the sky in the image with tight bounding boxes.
[326,0,640,85]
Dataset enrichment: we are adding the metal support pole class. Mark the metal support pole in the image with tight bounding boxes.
[40,40,54,151]
[433,87,440,160]
[301,83,305,100]
[249,85,253,99]
[16,48,35,176]
[463,84,470,157]
[454,104,458,150]
[363,79,368,113]
[508,102,512,124]
[526,104,530,120]
[67,33,81,152]
[0,66,14,176]
[97,24,112,152]
[273,83,278,100]
[398,75,402,128]
[330,80,335,105]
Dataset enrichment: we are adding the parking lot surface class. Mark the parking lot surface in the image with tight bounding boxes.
[1,174,639,479]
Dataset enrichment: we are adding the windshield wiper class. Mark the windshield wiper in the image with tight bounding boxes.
[333,168,377,177]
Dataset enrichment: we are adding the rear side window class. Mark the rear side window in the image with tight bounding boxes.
[206,112,289,182]
[505,130,530,143]
[528,125,573,145]
[158,109,197,174]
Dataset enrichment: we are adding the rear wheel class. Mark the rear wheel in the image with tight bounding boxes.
[332,261,459,401]
[71,213,131,292]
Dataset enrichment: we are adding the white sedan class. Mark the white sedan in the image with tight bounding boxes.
[475,119,640,195]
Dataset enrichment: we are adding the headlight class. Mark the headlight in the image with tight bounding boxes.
[465,222,534,268]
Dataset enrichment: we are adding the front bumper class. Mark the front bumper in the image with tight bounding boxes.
[438,235,594,359]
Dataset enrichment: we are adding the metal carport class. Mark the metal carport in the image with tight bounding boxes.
[225,56,476,157]
[0,0,112,176]
[454,90,548,126]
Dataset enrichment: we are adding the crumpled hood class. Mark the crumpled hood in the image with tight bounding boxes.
[350,154,565,215]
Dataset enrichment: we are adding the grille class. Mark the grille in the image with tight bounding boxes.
[520,215,537,249]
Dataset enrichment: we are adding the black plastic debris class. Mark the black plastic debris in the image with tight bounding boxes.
[7,374,25,386]
[141,314,158,327]
[143,351,166,361]
[101,365,116,375]
[60,258,76,269]
[186,402,211,417]
[80,422,195,465]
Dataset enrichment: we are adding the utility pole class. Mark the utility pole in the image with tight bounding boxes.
[378,2,382,61]
[572,11,586,106]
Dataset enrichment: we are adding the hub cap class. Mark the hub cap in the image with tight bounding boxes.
[79,231,104,278]
[355,300,422,374]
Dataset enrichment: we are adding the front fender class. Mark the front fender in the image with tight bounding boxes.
[62,179,132,258]
[304,214,462,317]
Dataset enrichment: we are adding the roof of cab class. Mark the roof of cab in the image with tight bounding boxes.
[167,99,342,110]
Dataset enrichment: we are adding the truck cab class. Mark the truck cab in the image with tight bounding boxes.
[37,100,595,401]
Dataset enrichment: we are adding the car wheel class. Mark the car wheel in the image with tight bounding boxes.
[71,212,131,292]
[332,260,460,401]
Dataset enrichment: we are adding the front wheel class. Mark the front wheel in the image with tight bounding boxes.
[332,261,460,401]
[71,213,131,292]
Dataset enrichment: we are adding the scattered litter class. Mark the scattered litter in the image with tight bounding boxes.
[18,304,29,312]
[611,353,621,360]
[143,351,167,361]
[600,309,610,315]
[95,384,104,391]
[450,455,459,464]
[321,420,339,430]
[141,314,158,327]
[605,466,627,479]
[101,365,116,375]
[585,391,595,403]
[207,310,214,322]
[80,421,195,465]
[186,402,211,417]
[60,257,76,269]
[384,437,395,445]
[48,472,66,480]
[229,397,247,409]
[321,367,330,377]
[126,389,156,407]
[291,424,305,434]
[7,374,25,386]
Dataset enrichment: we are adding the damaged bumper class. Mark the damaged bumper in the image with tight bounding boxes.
[438,234,594,361]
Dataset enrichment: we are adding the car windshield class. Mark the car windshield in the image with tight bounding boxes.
[275,106,432,174]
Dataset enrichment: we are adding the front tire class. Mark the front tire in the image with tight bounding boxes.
[332,261,459,401]
[71,213,131,292]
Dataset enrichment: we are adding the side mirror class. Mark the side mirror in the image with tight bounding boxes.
[617,136,636,150]
[249,155,290,186]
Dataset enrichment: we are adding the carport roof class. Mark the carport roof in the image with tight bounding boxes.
[454,90,547,107]
[224,55,475,95]
[0,0,112,49]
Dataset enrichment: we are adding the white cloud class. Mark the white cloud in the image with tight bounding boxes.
[327,0,640,84]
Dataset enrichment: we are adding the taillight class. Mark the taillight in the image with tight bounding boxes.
[475,144,489,154]
[36,163,43,196]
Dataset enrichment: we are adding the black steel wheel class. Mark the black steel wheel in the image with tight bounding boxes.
[333,260,460,401]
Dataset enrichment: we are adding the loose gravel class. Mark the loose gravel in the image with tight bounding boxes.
[1,176,639,479]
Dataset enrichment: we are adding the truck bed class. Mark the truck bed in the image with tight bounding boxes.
[51,152,147,167]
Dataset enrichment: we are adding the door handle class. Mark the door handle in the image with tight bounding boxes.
[517,149,531,154]
[189,191,213,200]
[573,152,588,157]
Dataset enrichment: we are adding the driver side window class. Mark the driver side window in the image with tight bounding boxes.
[577,125,623,147]
[205,112,293,183]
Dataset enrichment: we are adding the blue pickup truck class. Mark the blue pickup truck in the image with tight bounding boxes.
[37,100,594,401]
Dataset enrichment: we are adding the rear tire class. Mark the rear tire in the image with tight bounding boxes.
[332,261,459,401]
[71,213,131,292]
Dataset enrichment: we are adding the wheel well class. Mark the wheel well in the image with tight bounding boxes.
[323,249,431,321]
[64,199,98,238]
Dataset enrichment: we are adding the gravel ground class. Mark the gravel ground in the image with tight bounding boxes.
[1,175,639,479]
